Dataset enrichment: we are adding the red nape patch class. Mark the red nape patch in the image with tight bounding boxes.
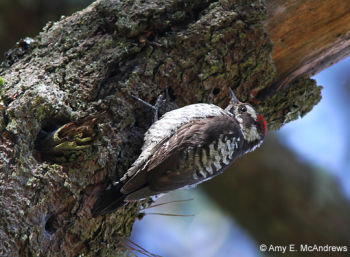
[256,114,267,136]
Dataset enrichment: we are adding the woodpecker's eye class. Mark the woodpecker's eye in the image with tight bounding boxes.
[239,106,247,112]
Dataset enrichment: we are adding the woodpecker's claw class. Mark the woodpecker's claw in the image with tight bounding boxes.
[153,94,166,121]
[131,94,166,121]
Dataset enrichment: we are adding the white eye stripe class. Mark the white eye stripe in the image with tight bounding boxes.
[245,105,257,120]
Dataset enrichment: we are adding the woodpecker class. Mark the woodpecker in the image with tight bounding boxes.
[92,89,267,216]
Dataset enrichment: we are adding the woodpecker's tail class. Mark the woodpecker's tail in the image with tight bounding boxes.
[92,183,127,216]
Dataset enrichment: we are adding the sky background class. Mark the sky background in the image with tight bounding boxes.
[280,57,350,197]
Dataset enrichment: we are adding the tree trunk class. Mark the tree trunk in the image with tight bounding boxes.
[0,0,345,256]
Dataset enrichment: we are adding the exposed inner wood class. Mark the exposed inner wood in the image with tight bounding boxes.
[265,0,350,83]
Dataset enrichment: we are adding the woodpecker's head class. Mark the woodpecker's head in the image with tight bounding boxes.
[225,89,267,143]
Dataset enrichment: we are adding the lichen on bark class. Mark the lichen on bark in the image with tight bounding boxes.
[258,75,322,130]
[0,0,322,256]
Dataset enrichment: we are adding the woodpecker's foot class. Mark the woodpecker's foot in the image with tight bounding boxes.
[132,94,166,121]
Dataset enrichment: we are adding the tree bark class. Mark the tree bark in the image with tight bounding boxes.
[0,0,344,256]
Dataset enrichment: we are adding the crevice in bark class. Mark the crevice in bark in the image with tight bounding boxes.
[44,213,58,236]
[167,86,177,102]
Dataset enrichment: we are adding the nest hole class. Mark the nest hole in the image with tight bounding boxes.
[44,214,58,236]
[212,87,220,95]
[33,116,71,162]
[167,86,176,101]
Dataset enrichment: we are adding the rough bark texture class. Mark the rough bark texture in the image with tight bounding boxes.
[0,0,334,256]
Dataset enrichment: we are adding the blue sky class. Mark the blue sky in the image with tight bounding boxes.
[280,56,350,196]
[131,189,260,257]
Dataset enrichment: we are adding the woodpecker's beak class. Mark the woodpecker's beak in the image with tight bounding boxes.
[229,88,240,104]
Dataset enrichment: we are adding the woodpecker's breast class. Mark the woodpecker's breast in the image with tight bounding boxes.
[183,134,242,183]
